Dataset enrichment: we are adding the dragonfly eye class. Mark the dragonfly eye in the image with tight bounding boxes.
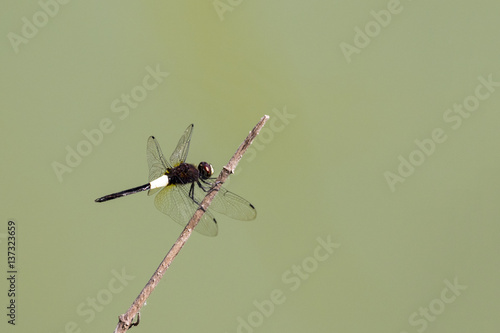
[198,162,213,179]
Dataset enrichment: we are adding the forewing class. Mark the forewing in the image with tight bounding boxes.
[169,124,194,167]
[154,184,218,237]
[146,136,170,196]
[191,181,257,221]
[209,187,257,221]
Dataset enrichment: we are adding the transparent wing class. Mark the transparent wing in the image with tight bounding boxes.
[210,187,257,221]
[169,124,194,167]
[146,136,171,196]
[192,180,257,221]
[154,184,218,237]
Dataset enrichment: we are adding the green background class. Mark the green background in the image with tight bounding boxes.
[1,1,499,332]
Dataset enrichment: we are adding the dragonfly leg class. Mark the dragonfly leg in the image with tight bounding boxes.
[189,182,207,212]
[199,179,221,195]
[129,312,140,328]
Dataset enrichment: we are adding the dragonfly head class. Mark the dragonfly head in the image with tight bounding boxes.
[198,162,214,180]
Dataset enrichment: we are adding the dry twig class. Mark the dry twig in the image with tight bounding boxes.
[113,115,269,332]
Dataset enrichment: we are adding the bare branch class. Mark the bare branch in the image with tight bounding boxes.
[113,115,270,332]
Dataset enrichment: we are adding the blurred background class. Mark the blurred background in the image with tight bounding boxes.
[1,1,499,332]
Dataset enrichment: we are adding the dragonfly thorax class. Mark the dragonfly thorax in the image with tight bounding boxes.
[167,162,213,185]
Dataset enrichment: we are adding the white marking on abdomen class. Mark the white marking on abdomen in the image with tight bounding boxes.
[150,175,169,189]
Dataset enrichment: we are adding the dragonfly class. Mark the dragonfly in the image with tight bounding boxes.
[95,124,256,236]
